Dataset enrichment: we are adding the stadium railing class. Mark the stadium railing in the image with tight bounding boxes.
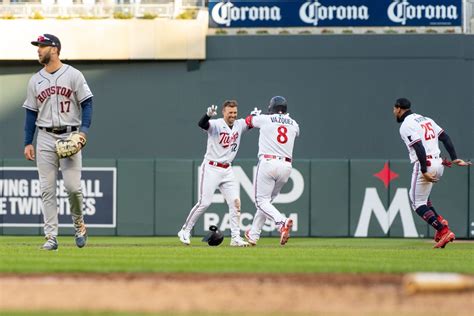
[0,0,204,19]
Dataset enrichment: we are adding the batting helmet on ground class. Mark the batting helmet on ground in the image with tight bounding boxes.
[202,225,224,246]
[268,96,288,114]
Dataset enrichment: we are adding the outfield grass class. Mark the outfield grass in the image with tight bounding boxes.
[0,236,472,274]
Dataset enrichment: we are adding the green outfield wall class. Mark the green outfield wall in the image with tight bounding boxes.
[1,159,472,239]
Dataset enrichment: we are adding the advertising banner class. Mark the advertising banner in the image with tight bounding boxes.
[0,167,116,228]
[350,160,428,238]
[193,160,310,238]
[209,0,462,28]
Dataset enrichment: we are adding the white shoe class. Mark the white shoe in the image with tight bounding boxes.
[178,229,191,245]
[230,236,249,247]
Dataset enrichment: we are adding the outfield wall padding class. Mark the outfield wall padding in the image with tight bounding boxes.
[0,159,471,238]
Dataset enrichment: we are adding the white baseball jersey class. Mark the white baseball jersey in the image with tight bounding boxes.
[248,114,300,159]
[399,113,443,163]
[22,64,93,128]
[204,118,250,164]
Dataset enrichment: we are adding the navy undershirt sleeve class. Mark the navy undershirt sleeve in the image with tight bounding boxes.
[412,141,428,173]
[438,131,457,161]
[80,97,93,134]
[198,113,210,130]
[24,109,38,146]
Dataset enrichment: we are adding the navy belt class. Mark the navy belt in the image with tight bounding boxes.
[39,126,78,134]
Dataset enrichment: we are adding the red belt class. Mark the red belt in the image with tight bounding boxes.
[209,161,230,168]
[263,154,292,163]
[426,155,439,159]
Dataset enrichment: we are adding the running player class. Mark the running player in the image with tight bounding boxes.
[245,96,300,246]
[393,98,470,248]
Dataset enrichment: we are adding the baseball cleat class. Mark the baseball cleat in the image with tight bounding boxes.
[244,230,257,246]
[434,216,449,242]
[279,219,293,246]
[433,227,455,249]
[75,234,87,248]
[178,229,191,245]
[230,236,250,247]
[40,235,58,251]
[74,219,88,248]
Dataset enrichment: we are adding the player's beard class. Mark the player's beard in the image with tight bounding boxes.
[39,51,51,65]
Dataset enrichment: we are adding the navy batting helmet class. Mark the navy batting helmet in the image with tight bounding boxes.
[202,225,224,246]
[268,96,287,114]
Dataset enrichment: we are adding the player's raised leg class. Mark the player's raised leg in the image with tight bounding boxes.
[272,164,293,245]
[247,163,292,245]
[409,160,454,248]
[254,160,295,245]
[429,199,449,242]
[254,161,286,225]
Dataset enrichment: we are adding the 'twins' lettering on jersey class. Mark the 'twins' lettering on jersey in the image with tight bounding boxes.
[399,113,443,163]
[219,131,239,149]
[204,118,250,164]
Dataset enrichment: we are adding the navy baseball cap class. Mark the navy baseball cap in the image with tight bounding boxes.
[394,98,411,109]
[31,34,61,50]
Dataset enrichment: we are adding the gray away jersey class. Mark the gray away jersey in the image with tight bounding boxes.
[22,64,93,128]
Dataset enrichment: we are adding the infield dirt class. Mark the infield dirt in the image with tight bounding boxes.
[1,273,472,315]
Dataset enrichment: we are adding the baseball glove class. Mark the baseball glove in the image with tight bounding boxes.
[55,132,86,159]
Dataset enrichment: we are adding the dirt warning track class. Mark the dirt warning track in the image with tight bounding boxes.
[0,273,472,315]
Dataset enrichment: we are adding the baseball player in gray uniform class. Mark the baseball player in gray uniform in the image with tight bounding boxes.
[23,34,93,250]
[178,100,250,247]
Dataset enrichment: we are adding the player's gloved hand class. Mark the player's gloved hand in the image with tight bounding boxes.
[422,172,438,183]
[250,107,261,116]
[55,132,87,159]
[452,159,472,166]
[441,158,452,168]
[207,105,218,117]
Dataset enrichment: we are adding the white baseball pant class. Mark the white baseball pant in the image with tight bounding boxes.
[181,160,241,238]
[409,157,444,210]
[247,158,292,242]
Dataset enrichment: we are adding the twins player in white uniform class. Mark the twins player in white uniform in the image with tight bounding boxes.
[244,96,300,246]
[393,98,470,249]
[178,100,250,247]
[23,34,93,250]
